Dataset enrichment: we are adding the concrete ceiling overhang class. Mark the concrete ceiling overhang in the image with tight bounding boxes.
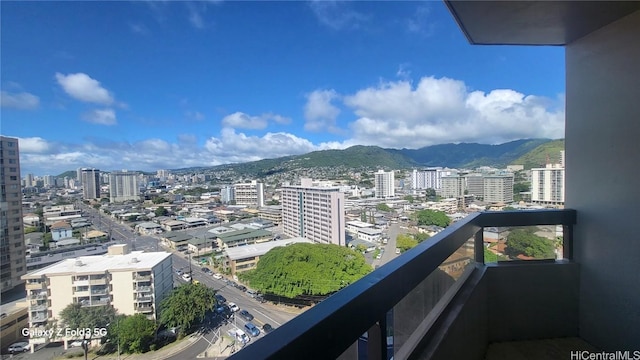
[444,1,640,45]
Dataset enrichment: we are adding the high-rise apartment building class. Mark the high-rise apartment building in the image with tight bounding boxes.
[0,136,26,293]
[81,168,100,200]
[43,175,56,188]
[441,175,466,198]
[281,178,345,246]
[483,174,514,204]
[464,173,485,199]
[220,185,234,204]
[374,170,395,198]
[233,180,265,208]
[531,164,565,205]
[21,245,173,347]
[109,171,140,203]
[411,168,457,190]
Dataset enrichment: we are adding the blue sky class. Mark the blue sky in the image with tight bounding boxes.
[1,1,565,176]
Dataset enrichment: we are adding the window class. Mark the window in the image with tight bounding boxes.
[7,142,14,147]
[9,176,17,181]
[8,150,16,155]
[9,167,16,172]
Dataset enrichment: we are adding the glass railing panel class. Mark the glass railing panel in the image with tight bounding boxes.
[484,225,561,262]
[393,237,475,356]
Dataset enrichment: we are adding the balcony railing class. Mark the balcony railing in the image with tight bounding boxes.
[134,275,152,282]
[134,286,152,293]
[228,209,576,360]
[135,306,153,313]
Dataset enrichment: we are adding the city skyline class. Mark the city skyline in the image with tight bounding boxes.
[1,1,565,176]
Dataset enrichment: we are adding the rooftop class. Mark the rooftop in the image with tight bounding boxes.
[22,249,172,277]
[225,238,312,261]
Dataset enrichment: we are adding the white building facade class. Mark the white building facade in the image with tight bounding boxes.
[281,178,346,246]
[233,181,264,208]
[109,171,140,203]
[374,170,395,198]
[531,164,565,205]
[21,245,173,347]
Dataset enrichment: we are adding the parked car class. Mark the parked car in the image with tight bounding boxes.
[228,302,239,312]
[244,322,260,337]
[8,341,29,353]
[236,284,247,292]
[175,268,183,275]
[231,329,249,344]
[204,268,213,276]
[262,323,275,334]
[215,294,226,303]
[181,273,192,282]
[69,340,84,348]
[213,273,223,280]
[239,309,254,321]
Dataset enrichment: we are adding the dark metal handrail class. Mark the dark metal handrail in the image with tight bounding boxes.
[229,209,576,360]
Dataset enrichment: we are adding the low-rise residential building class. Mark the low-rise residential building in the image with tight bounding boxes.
[217,228,273,249]
[161,232,192,250]
[135,222,162,235]
[258,205,282,225]
[187,235,218,256]
[0,300,29,351]
[356,227,382,243]
[21,245,173,348]
[50,221,73,241]
[224,238,311,275]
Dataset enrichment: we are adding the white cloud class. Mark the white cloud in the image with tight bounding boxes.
[82,109,117,125]
[1,91,40,109]
[343,76,565,148]
[18,137,51,153]
[304,89,341,133]
[55,72,114,105]
[406,5,435,36]
[204,128,318,163]
[222,112,291,130]
[309,1,369,30]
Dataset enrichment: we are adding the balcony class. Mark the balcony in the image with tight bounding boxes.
[134,274,152,282]
[26,281,46,290]
[89,277,107,285]
[29,292,47,300]
[134,286,152,293]
[135,306,154,313]
[136,295,153,302]
[229,210,581,360]
[91,288,108,295]
[30,304,47,312]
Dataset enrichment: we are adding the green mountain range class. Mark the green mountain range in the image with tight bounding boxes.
[185,138,563,175]
[58,138,565,178]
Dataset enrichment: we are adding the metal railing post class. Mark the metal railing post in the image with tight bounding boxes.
[474,228,484,264]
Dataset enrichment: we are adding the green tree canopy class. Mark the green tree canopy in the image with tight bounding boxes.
[110,314,156,353]
[505,227,556,259]
[376,203,392,212]
[414,209,450,227]
[155,206,168,217]
[242,243,371,298]
[59,303,117,331]
[403,195,415,203]
[159,283,217,335]
[396,234,418,253]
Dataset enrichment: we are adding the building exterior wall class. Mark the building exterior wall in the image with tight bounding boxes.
[281,184,345,246]
[465,174,485,199]
[0,136,26,293]
[531,165,564,204]
[441,176,466,198]
[0,302,29,349]
[81,168,100,200]
[109,171,140,203]
[233,181,264,208]
[22,251,172,347]
[566,10,640,350]
[483,175,514,204]
[375,170,395,198]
